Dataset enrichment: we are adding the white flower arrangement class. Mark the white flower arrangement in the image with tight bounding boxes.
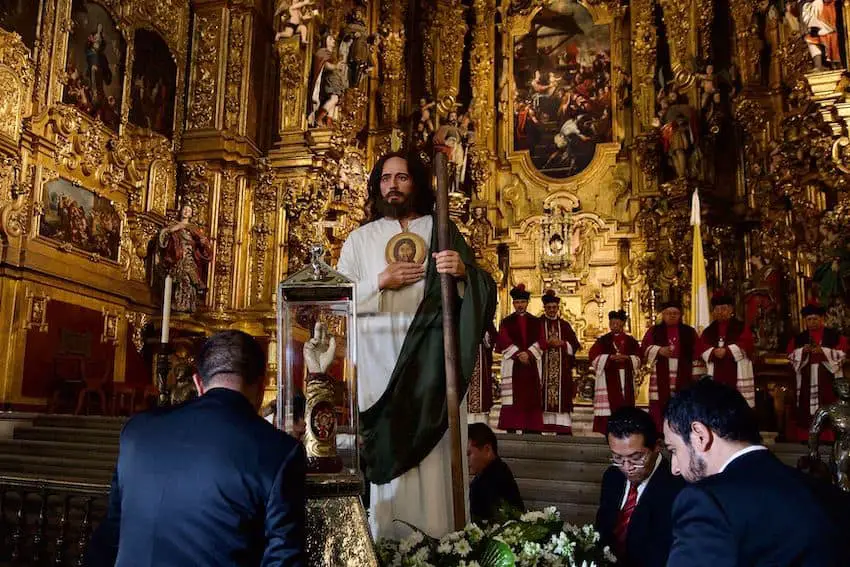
[376,507,616,567]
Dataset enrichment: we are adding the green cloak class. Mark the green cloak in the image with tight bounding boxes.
[359,218,497,485]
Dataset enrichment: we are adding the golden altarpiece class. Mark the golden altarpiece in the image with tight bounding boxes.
[1,0,850,436]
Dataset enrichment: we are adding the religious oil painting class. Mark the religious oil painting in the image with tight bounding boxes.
[0,0,40,50]
[39,178,121,262]
[129,29,177,138]
[512,0,612,179]
[62,0,126,132]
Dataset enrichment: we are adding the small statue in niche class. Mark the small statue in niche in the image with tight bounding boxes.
[434,109,470,193]
[808,369,850,492]
[468,205,492,256]
[341,5,369,87]
[801,0,842,70]
[157,204,213,313]
[302,320,343,473]
[660,105,699,179]
[418,97,437,134]
[695,64,718,112]
[274,0,317,44]
[308,31,346,127]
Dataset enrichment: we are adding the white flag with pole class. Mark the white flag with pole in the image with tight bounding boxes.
[690,189,711,334]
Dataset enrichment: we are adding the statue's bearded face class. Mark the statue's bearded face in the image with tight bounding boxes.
[378,157,416,219]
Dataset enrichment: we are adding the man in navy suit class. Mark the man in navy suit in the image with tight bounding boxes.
[86,330,306,567]
[663,379,849,567]
[595,406,684,567]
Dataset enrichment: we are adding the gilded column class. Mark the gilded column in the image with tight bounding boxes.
[468,0,497,204]
[730,1,760,88]
[630,0,660,194]
[432,0,467,114]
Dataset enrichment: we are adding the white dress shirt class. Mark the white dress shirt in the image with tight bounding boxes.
[718,445,768,473]
[620,452,664,509]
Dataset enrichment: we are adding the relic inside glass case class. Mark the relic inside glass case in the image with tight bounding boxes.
[276,246,358,477]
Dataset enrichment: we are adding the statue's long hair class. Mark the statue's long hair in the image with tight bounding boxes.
[366,151,435,222]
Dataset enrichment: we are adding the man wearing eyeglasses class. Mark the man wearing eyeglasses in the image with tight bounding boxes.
[595,406,684,567]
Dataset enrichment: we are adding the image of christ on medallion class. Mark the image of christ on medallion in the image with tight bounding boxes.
[512,0,612,179]
[62,0,126,131]
[0,0,41,50]
[128,29,177,138]
[385,232,427,265]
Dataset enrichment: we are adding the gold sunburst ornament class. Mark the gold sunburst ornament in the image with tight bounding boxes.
[385,230,428,264]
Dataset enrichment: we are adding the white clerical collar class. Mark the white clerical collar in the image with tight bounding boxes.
[718,445,768,473]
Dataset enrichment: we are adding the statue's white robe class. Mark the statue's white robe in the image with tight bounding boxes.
[337,215,469,541]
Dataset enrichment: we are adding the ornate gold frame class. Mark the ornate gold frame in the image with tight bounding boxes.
[500,1,621,193]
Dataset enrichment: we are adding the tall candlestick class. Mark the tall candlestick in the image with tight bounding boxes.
[161,274,173,343]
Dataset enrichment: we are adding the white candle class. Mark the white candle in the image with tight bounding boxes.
[161,274,173,344]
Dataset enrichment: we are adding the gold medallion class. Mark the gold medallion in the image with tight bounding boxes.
[385,231,428,264]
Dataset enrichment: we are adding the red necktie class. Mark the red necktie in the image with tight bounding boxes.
[614,483,639,556]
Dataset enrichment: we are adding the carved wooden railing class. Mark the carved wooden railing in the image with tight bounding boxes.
[0,476,109,566]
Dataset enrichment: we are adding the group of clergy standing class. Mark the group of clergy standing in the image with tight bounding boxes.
[469,284,848,443]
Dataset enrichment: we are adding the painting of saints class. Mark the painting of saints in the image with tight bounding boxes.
[128,29,177,138]
[512,0,612,179]
[63,1,126,131]
[40,178,121,261]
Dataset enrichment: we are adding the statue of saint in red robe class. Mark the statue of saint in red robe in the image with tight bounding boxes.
[589,310,642,434]
[786,303,848,441]
[540,290,581,435]
[698,293,755,407]
[469,322,497,424]
[497,284,546,433]
[641,300,701,430]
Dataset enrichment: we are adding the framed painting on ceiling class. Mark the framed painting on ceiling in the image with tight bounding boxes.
[512,0,612,179]
[39,177,121,262]
[62,0,126,131]
[129,28,177,138]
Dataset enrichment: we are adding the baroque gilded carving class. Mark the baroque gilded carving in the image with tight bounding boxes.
[378,0,407,126]
[177,163,213,228]
[126,310,150,353]
[277,37,307,133]
[657,0,693,78]
[187,13,222,130]
[0,29,33,145]
[251,159,277,303]
[213,169,239,312]
[225,11,247,133]
[432,0,467,109]
[284,174,330,273]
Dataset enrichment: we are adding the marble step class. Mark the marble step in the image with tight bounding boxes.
[502,458,608,482]
[14,425,121,444]
[0,439,119,460]
[517,478,601,506]
[33,414,126,431]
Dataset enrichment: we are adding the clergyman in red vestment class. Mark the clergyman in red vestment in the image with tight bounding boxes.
[589,310,642,434]
[469,322,497,424]
[497,284,546,433]
[641,300,700,431]
[698,292,755,407]
[540,290,582,435]
[787,302,848,441]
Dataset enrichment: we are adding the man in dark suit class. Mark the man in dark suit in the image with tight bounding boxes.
[467,423,524,523]
[86,330,306,567]
[595,406,684,567]
[663,379,849,567]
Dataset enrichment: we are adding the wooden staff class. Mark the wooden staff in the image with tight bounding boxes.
[433,149,466,530]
